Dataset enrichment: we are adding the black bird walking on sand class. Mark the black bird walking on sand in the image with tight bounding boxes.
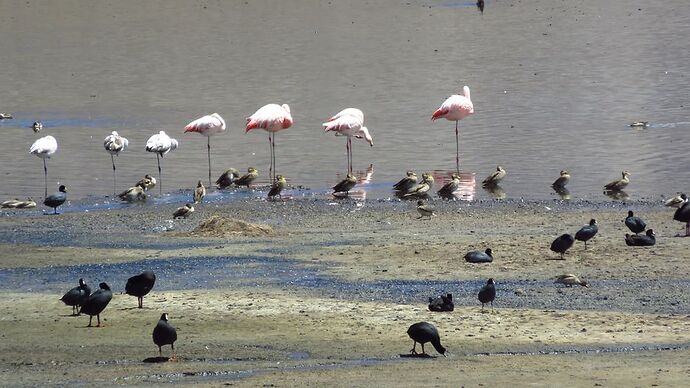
[673,201,690,236]
[550,234,575,259]
[44,185,67,214]
[575,219,598,249]
[464,248,493,263]
[625,229,656,246]
[625,211,646,235]
[153,313,178,360]
[407,322,447,357]
[80,282,113,327]
[125,271,156,308]
[60,278,91,315]
[478,278,496,312]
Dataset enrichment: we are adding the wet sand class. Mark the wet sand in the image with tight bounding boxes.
[1,197,690,386]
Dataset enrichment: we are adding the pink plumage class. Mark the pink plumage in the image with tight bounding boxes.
[324,108,373,173]
[184,113,226,136]
[431,86,474,121]
[245,104,293,133]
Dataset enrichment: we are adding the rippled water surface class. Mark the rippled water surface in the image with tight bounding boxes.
[1,0,689,201]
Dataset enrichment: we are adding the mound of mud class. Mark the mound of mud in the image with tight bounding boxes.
[180,215,273,237]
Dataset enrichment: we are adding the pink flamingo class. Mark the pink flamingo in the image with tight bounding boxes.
[431,85,474,173]
[246,104,293,182]
[184,113,226,187]
[323,108,373,173]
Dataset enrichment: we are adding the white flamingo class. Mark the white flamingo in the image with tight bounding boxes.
[103,131,129,195]
[29,135,58,198]
[323,108,373,173]
[184,113,226,187]
[246,104,293,183]
[431,85,474,173]
[145,131,178,195]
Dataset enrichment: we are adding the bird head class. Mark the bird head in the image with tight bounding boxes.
[58,185,67,193]
[99,282,110,290]
[79,278,86,286]
[485,248,493,256]
[160,313,169,321]
[589,219,597,225]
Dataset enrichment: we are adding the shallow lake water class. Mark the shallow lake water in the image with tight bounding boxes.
[1,0,689,201]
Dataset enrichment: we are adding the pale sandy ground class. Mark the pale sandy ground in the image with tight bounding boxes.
[1,200,690,386]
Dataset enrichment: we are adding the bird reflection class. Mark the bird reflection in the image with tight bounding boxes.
[552,186,571,200]
[483,183,506,200]
[332,165,373,202]
[604,189,629,201]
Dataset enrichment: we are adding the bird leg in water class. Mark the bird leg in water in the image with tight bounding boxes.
[455,120,460,174]
[43,158,48,199]
[111,154,117,196]
[156,154,162,195]
[207,137,212,188]
[267,134,273,184]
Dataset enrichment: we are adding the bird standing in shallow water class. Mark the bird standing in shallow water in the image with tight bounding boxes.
[323,108,373,173]
[268,175,287,200]
[407,322,446,357]
[393,171,418,193]
[246,104,293,183]
[625,229,656,246]
[234,167,258,188]
[184,113,226,187]
[145,131,179,195]
[80,282,112,327]
[216,168,240,189]
[153,313,178,361]
[29,135,58,198]
[554,274,589,288]
[333,172,357,195]
[193,180,206,204]
[625,210,646,235]
[604,171,630,191]
[32,121,43,133]
[437,173,460,199]
[119,184,147,203]
[431,85,474,174]
[403,173,434,198]
[60,278,91,315]
[44,185,67,214]
[136,174,157,192]
[482,165,506,186]
[478,278,496,312]
[550,234,574,259]
[575,219,598,249]
[125,271,156,308]
[552,170,570,189]
[103,131,129,195]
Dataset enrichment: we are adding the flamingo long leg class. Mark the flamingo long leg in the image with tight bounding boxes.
[43,159,48,199]
[207,137,212,188]
[111,154,117,196]
[156,154,162,195]
[455,120,460,174]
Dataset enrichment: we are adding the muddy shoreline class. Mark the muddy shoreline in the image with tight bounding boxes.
[1,197,689,386]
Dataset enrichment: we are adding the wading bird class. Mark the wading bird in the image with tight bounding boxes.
[184,113,226,187]
[431,85,474,173]
[246,104,293,183]
[145,131,178,195]
[323,108,374,173]
[103,131,129,195]
[29,135,58,198]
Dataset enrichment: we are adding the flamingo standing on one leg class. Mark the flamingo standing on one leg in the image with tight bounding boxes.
[431,85,474,174]
[103,131,129,196]
[323,108,374,173]
[29,135,58,199]
[184,113,226,188]
[246,104,293,183]
[145,131,178,195]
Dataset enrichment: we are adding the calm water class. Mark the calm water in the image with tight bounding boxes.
[1,0,689,202]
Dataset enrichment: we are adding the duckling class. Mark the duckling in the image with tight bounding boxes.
[482,165,506,186]
[215,168,239,189]
[234,167,258,188]
[393,170,418,192]
[193,180,206,204]
[665,193,687,208]
[552,170,570,189]
[333,172,357,194]
[554,274,589,288]
[604,171,630,191]
[268,175,287,199]
[173,203,195,219]
[416,200,435,219]
[135,174,157,191]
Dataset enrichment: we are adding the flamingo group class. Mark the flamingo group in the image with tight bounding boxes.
[145,131,179,195]
[184,113,226,187]
[431,85,474,173]
[103,131,129,195]
[323,108,374,173]
[245,103,293,183]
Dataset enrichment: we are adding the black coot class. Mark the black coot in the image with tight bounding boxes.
[153,313,178,360]
[79,282,112,327]
[60,278,91,315]
[550,234,575,259]
[478,278,496,312]
[406,322,446,357]
[575,219,598,249]
[625,211,646,235]
[44,185,67,214]
[125,271,156,308]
